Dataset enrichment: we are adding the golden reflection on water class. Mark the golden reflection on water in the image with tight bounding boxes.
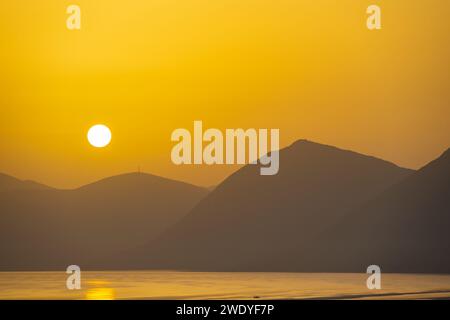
[85,280,115,300]
[1,272,450,299]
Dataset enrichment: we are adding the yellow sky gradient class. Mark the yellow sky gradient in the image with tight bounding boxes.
[0,0,449,188]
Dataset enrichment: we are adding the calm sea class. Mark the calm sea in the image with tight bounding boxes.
[1,271,450,300]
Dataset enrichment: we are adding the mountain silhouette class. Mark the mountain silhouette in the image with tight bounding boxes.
[2,142,447,273]
[0,172,208,270]
[135,140,414,271]
[301,148,450,273]
[0,173,50,192]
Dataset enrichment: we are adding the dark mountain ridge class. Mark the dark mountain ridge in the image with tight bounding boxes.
[302,147,450,273]
[132,140,415,271]
[0,173,51,192]
[0,172,208,270]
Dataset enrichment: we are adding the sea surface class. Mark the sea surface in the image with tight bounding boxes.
[1,271,450,300]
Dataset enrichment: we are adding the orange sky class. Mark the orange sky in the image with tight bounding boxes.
[0,0,449,188]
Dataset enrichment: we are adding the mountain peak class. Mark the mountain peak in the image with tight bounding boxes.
[290,138,322,147]
[286,139,414,173]
[289,139,353,154]
[143,140,415,271]
[76,171,205,192]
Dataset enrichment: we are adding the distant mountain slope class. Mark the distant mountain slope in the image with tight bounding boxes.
[304,148,450,273]
[138,140,414,271]
[0,173,51,192]
[0,172,208,270]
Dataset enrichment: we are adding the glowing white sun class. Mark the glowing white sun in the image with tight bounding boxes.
[87,124,111,148]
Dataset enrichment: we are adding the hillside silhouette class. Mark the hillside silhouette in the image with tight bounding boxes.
[135,140,415,271]
[0,172,208,270]
[301,148,450,273]
[0,173,51,192]
[2,141,448,273]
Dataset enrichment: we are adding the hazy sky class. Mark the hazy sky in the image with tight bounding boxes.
[0,0,449,188]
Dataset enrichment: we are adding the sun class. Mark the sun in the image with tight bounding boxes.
[87,124,112,148]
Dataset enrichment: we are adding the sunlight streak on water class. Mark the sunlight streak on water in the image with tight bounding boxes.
[85,287,115,300]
